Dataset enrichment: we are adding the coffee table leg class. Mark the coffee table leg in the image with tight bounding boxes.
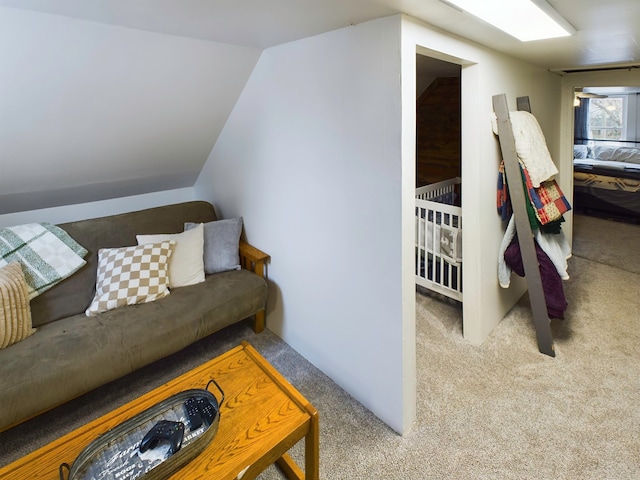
[305,409,320,480]
[274,409,319,480]
[275,454,304,479]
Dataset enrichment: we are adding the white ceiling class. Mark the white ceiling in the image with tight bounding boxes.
[1,0,639,72]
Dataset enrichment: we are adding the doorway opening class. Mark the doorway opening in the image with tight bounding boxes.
[572,86,640,224]
[414,53,463,315]
[416,54,462,186]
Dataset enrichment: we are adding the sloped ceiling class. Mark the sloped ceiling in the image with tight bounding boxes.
[0,0,398,49]
[416,55,461,98]
[1,0,639,213]
[0,7,263,214]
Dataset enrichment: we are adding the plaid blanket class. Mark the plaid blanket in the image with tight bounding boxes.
[497,161,571,226]
[523,166,571,225]
[0,223,88,299]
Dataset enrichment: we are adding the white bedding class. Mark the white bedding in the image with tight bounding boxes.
[591,145,640,164]
[574,158,640,174]
[574,144,640,174]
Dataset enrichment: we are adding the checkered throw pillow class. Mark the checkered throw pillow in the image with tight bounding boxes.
[85,241,175,316]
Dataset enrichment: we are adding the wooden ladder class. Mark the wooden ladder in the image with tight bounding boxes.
[492,94,555,357]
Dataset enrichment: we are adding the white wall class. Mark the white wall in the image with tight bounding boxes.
[0,7,260,213]
[195,14,564,434]
[195,16,411,432]
[402,16,563,346]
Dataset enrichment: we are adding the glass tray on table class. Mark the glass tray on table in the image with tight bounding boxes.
[59,380,224,480]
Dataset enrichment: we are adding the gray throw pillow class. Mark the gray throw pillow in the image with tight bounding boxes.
[185,217,243,274]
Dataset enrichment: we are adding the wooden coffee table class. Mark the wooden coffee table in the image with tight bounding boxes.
[0,342,319,480]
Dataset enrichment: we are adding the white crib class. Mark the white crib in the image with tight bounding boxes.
[415,177,463,301]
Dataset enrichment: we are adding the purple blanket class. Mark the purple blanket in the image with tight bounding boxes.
[504,237,568,319]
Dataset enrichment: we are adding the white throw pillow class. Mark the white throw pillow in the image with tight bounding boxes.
[85,241,175,316]
[136,223,205,288]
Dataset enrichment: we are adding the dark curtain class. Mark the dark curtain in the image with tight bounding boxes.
[574,97,590,145]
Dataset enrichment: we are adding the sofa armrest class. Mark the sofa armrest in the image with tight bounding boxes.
[239,241,269,334]
[239,241,270,279]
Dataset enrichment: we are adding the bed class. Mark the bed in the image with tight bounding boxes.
[573,144,640,222]
[415,177,462,301]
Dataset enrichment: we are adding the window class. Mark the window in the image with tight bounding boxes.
[588,97,625,141]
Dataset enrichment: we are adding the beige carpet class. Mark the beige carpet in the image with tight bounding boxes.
[1,214,638,479]
[268,213,640,479]
[572,213,640,274]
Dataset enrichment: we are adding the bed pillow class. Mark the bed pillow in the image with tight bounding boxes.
[573,145,588,159]
[136,223,205,288]
[0,223,87,299]
[85,241,175,316]
[0,262,36,349]
[592,145,640,165]
[185,218,243,274]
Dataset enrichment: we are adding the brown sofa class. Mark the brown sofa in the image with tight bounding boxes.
[0,201,268,432]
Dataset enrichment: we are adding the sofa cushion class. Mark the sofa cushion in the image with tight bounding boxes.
[29,201,217,327]
[0,269,267,430]
[0,262,35,349]
[136,223,205,288]
[185,218,242,274]
[85,241,175,316]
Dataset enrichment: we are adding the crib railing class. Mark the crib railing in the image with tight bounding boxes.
[415,178,463,302]
[415,177,461,203]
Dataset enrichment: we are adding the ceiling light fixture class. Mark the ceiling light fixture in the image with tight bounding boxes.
[442,0,575,42]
